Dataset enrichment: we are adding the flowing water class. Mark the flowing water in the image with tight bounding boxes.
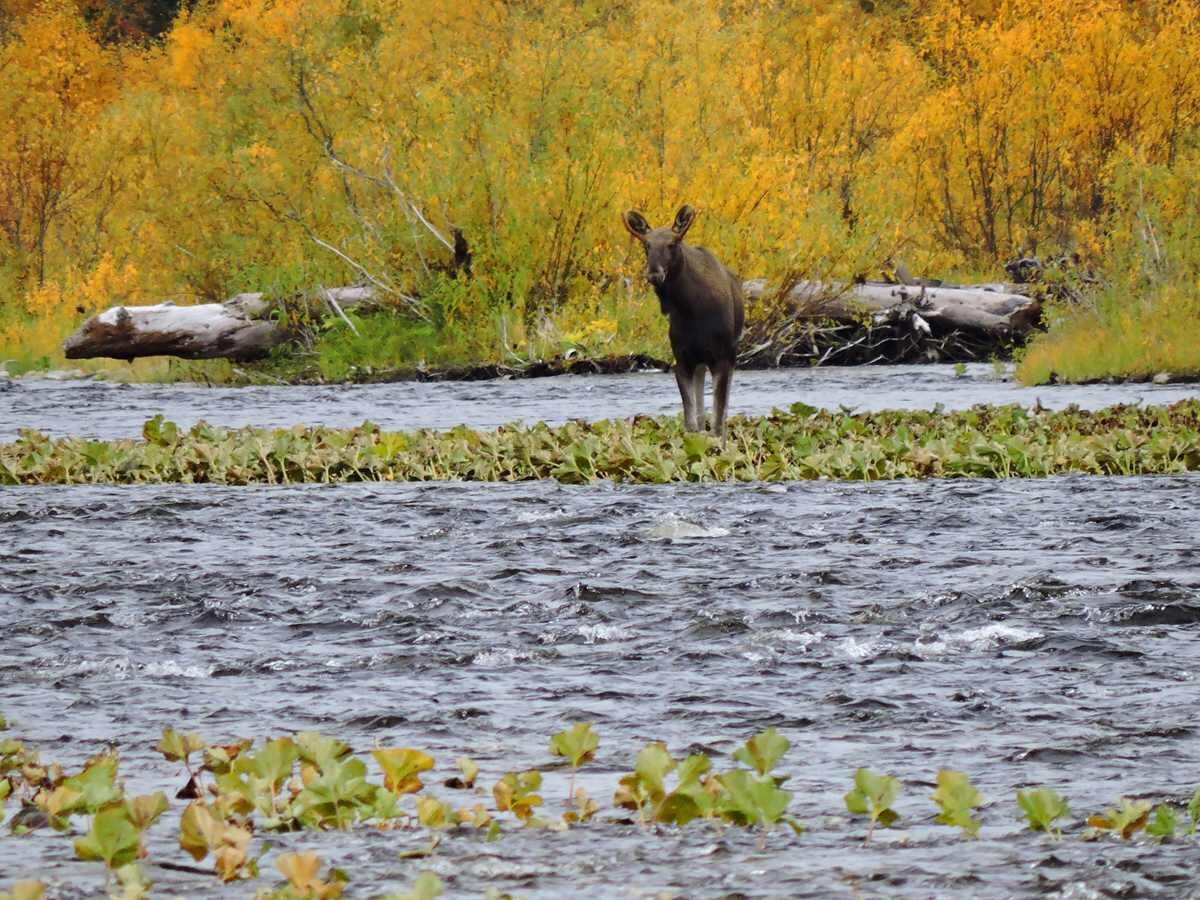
[2,365,1199,897]
[4,363,1200,441]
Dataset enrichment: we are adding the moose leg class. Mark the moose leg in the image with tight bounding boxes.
[690,365,707,432]
[712,360,734,439]
[674,364,699,431]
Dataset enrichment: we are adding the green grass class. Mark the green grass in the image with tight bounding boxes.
[1018,279,1200,385]
[5,402,1200,485]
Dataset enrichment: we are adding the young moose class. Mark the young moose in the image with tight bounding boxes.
[623,205,745,437]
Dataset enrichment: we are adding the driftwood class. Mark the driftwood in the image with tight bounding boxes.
[63,278,1038,364]
[63,288,375,362]
[743,280,1040,336]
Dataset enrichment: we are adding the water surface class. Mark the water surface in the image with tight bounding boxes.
[3,476,1198,896]
[4,363,1199,441]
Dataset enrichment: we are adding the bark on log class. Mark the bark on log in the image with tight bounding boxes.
[62,287,375,362]
[742,280,1040,336]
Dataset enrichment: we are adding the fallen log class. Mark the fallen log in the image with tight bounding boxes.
[63,287,376,362]
[743,280,1040,337]
[63,278,1038,364]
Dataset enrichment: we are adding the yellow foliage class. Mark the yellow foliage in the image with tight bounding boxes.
[0,0,1198,371]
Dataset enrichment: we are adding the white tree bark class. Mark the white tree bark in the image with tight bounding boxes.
[742,280,1040,337]
[62,288,375,362]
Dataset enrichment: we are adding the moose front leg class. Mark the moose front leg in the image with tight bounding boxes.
[675,363,701,431]
[712,360,734,440]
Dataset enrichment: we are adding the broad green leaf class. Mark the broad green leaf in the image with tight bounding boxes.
[1016,787,1070,834]
[237,738,298,793]
[549,723,599,769]
[155,728,204,765]
[492,771,543,823]
[62,755,123,813]
[73,806,140,869]
[715,769,793,827]
[296,732,352,771]
[844,768,900,835]
[202,739,253,776]
[372,748,434,796]
[125,792,169,831]
[733,728,790,778]
[415,794,453,830]
[1188,786,1200,834]
[633,743,675,802]
[931,769,982,837]
[291,756,374,830]
[1145,805,1178,840]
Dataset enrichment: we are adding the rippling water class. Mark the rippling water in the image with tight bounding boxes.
[4,362,1200,441]
[4,474,1200,896]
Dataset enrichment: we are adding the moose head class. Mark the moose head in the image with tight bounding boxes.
[622,205,698,286]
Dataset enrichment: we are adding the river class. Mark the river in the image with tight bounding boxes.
[1,365,1198,896]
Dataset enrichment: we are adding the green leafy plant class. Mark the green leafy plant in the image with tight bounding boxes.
[255,852,348,900]
[155,727,205,773]
[179,801,254,881]
[716,729,801,846]
[614,743,717,828]
[492,771,544,824]
[73,806,141,870]
[931,769,983,838]
[415,794,455,830]
[844,768,901,840]
[1188,786,1200,835]
[1016,787,1070,836]
[549,722,599,802]
[291,754,375,830]
[9,402,1200,485]
[1145,805,1178,841]
[1087,798,1152,840]
[373,748,435,796]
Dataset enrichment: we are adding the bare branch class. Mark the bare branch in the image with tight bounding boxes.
[318,284,359,335]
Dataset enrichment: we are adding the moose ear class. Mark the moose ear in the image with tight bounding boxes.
[671,204,697,241]
[622,210,650,240]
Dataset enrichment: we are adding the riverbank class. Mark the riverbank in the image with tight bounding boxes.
[4,401,1199,485]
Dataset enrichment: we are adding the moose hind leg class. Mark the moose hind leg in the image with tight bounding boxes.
[674,364,699,431]
[712,361,734,439]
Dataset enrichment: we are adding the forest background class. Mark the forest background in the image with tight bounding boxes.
[1,0,1198,384]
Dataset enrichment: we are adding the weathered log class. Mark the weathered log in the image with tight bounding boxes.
[742,280,1040,336]
[63,277,1037,363]
[62,287,376,362]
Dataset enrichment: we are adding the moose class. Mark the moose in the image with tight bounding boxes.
[622,205,745,437]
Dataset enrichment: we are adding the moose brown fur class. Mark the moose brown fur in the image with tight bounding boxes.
[623,205,745,437]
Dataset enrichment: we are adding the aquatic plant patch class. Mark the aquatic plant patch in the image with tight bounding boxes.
[2,722,1199,896]
[3,402,1200,486]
